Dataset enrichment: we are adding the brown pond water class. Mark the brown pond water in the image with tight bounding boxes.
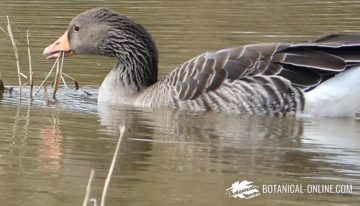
[0,0,360,205]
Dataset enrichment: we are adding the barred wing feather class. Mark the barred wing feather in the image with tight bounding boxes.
[152,33,360,115]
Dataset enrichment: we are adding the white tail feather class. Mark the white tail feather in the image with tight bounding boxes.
[304,66,360,117]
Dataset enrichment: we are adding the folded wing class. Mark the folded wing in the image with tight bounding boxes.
[161,33,360,101]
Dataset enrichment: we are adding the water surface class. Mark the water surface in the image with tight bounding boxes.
[0,0,360,205]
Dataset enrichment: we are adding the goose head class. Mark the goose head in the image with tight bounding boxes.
[43,8,158,87]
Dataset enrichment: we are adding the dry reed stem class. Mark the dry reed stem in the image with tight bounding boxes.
[75,81,80,90]
[53,52,64,99]
[43,83,49,104]
[34,54,61,95]
[62,72,80,90]
[0,26,8,36]
[59,53,68,89]
[82,126,125,206]
[100,126,126,206]
[6,16,22,96]
[0,79,4,93]
[53,54,61,99]
[61,75,68,89]
[0,72,4,93]
[30,72,34,98]
[62,72,76,81]
[19,73,27,78]
[0,25,20,44]
[26,29,34,99]
[82,169,95,206]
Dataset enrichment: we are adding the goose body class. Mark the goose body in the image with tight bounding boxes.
[43,8,360,116]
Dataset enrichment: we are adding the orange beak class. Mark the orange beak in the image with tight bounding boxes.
[43,31,74,59]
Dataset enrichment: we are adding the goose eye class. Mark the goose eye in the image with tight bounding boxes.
[74,25,80,32]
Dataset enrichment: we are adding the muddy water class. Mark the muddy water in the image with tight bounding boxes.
[0,0,360,205]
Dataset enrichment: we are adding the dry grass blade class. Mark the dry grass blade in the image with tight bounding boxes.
[59,52,68,89]
[53,53,61,99]
[53,52,64,99]
[34,54,61,95]
[27,29,34,99]
[30,72,34,98]
[20,72,27,79]
[82,169,95,206]
[0,25,20,44]
[7,16,22,96]
[0,26,8,36]
[81,126,125,206]
[61,75,68,89]
[63,73,80,90]
[100,126,126,206]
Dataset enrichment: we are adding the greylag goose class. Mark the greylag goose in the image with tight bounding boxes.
[43,8,360,117]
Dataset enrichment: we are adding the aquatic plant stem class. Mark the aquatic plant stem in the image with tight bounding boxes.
[53,52,65,99]
[0,26,8,36]
[62,72,76,81]
[62,72,79,90]
[101,126,125,206]
[26,29,34,99]
[59,52,68,89]
[0,25,20,44]
[0,79,4,94]
[61,75,68,89]
[82,169,95,206]
[7,16,22,96]
[53,53,61,99]
[43,83,49,104]
[34,54,61,95]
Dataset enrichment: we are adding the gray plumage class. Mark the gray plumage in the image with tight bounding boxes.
[45,8,360,116]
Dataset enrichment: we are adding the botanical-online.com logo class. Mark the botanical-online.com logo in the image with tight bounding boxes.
[225,180,260,199]
[226,180,352,200]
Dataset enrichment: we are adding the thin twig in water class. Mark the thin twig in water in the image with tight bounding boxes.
[19,73,27,79]
[63,72,79,90]
[61,75,68,89]
[75,81,80,91]
[43,83,52,105]
[101,126,126,206]
[59,51,68,89]
[82,169,95,206]
[26,29,34,99]
[0,79,4,94]
[0,25,20,44]
[53,52,65,99]
[89,199,97,206]
[34,54,61,95]
[30,72,34,95]
[82,126,125,206]
[0,26,8,36]
[0,72,4,93]
[7,16,22,96]
[43,83,48,100]
[62,72,76,81]
[53,53,61,99]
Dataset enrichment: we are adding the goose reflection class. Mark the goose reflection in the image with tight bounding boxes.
[0,94,358,204]
[97,104,357,179]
